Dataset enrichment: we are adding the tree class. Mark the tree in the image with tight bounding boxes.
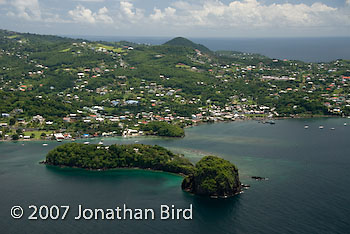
[12,134,19,140]
[9,118,16,126]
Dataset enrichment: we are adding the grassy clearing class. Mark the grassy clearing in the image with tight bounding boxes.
[7,35,19,39]
[60,48,71,52]
[23,130,53,139]
[96,44,125,53]
[176,64,191,69]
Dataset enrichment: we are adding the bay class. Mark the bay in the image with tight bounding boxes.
[0,118,350,234]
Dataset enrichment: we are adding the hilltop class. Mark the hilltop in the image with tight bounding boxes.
[163,37,211,53]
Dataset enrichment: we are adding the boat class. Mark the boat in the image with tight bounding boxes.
[84,142,90,145]
[42,144,48,146]
[304,125,309,129]
[330,128,335,130]
[98,141,104,145]
[344,123,347,126]
[319,126,324,129]
[57,139,62,142]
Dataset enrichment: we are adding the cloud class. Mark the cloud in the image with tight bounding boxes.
[150,7,176,21]
[0,0,6,5]
[10,0,41,20]
[119,1,144,22]
[346,0,350,6]
[169,0,339,28]
[68,5,113,24]
[111,0,344,30]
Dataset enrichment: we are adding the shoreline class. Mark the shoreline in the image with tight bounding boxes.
[41,161,187,178]
[0,115,345,143]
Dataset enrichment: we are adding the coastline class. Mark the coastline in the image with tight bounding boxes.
[0,115,344,143]
[41,161,187,178]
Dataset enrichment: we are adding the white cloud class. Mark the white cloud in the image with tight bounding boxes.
[150,7,176,21]
[119,1,144,22]
[115,0,343,30]
[174,0,338,27]
[0,0,7,5]
[346,0,350,6]
[10,0,41,20]
[69,5,113,24]
[95,7,113,24]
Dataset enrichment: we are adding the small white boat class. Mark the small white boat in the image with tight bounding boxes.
[330,128,335,130]
[98,141,104,145]
[304,125,309,129]
[84,142,90,145]
[42,144,48,146]
[344,123,347,126]
[319,126,324,129]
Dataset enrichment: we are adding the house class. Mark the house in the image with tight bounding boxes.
[111,100,120,106]
[54,133,64,140]
[125,100,139,105]
[1,113,10,118]
[32,115,45,123]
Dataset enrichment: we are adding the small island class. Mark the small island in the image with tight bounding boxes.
[44,143,242,198]
[182,156,242,198]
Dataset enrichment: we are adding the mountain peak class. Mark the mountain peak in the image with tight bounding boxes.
[164,37,211,53]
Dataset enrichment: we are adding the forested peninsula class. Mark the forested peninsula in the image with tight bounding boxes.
[44,143,242,197]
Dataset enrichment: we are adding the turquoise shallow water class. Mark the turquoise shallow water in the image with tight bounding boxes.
[0,118,350,234]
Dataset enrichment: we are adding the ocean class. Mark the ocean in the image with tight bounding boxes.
[68,35,350,63]
[1,118,349,234]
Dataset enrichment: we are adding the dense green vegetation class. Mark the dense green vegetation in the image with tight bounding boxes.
[1,29,350,141]
[140,121,184,137]
[182,156,241,197]
[45,143,194,174]
[45,143,242,198]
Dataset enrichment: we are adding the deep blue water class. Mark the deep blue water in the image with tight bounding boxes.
[68,35,350,62]
[1,118,350,234]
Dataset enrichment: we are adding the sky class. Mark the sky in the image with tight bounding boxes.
[0,0,350,38]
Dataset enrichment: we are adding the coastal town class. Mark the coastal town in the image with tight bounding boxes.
[0,30,349,141]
